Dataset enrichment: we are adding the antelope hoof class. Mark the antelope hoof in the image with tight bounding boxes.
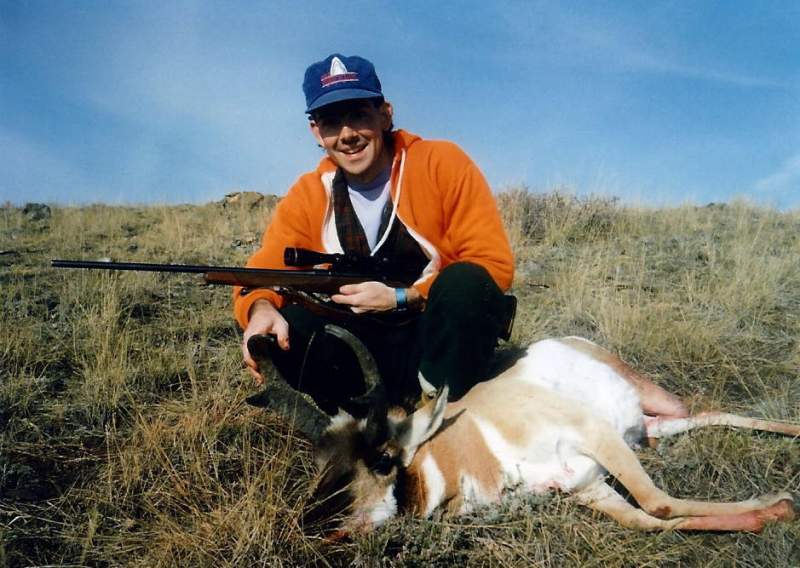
[757,499,796,524]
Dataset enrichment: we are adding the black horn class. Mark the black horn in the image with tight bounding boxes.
[323,324,382,397]
[323,325,388,441]
[246,334,332,443]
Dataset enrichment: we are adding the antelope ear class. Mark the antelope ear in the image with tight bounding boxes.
[393,386,448,466]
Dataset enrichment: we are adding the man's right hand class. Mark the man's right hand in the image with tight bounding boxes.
[242,299,290,385]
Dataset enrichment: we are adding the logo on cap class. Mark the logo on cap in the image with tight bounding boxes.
[320,57,359,87]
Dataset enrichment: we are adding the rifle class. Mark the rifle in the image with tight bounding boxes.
[51,248,417,325]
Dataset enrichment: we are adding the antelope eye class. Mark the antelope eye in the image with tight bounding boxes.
[372,451,394,475]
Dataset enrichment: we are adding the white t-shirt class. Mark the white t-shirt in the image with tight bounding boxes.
[347,166,392,251]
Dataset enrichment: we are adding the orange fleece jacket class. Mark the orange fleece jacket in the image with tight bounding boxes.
[233,130,514,330]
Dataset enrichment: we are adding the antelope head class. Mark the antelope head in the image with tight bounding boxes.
[247,325,448,536]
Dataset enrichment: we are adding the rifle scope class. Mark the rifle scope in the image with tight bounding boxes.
[284,248,341,268]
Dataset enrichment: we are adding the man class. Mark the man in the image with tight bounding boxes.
[235,53,688,420]
[234,53,515,415]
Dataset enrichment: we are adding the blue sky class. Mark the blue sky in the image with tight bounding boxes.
[2,1,799,209]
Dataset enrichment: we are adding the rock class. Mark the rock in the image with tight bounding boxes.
[222,191,265,210]
[23,203,52,221]
[230,237,258,251]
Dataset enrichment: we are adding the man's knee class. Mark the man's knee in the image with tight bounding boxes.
[428,262,502,314]
[434,261,494,287]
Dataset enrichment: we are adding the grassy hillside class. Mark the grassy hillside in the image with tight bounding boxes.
[1,193,798,567]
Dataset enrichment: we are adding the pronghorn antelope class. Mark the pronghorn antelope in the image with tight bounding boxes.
[247,327,798,535]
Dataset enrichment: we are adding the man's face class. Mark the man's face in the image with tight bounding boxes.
[310,99,394,184]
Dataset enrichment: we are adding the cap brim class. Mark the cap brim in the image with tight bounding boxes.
[305,88,383,113]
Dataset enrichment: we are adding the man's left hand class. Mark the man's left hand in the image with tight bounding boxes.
[331,281,396,313]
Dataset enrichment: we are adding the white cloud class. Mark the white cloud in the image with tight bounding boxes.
[754,153,800,194]
[622,52,784,89]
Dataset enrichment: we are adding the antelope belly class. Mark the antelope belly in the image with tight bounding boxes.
[515,339,645,444]
[472,416,604,493]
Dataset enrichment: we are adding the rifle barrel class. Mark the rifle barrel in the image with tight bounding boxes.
[50,259,406,293]
[51,259,211,274]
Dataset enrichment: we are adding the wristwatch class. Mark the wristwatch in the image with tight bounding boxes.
[395,287,408,311]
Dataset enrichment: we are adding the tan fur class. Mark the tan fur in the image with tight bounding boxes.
[399,460,428,516]
[415,406,505,513]
[452,376,590,447]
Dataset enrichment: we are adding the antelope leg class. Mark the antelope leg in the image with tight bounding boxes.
[646,412,800,439]
[584,420,795,519]
[576,480,795,532]
[575,480,681,530]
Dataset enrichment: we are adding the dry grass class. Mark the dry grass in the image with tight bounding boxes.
[1,192,799,567]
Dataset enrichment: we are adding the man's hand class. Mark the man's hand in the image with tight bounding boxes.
[331,281,397,313]
[331,282,422,313]
[242,299,289,385]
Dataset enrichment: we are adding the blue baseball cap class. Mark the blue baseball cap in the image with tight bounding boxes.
[303,53,384,113]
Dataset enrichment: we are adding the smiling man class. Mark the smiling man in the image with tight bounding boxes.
[233,53,516,413]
